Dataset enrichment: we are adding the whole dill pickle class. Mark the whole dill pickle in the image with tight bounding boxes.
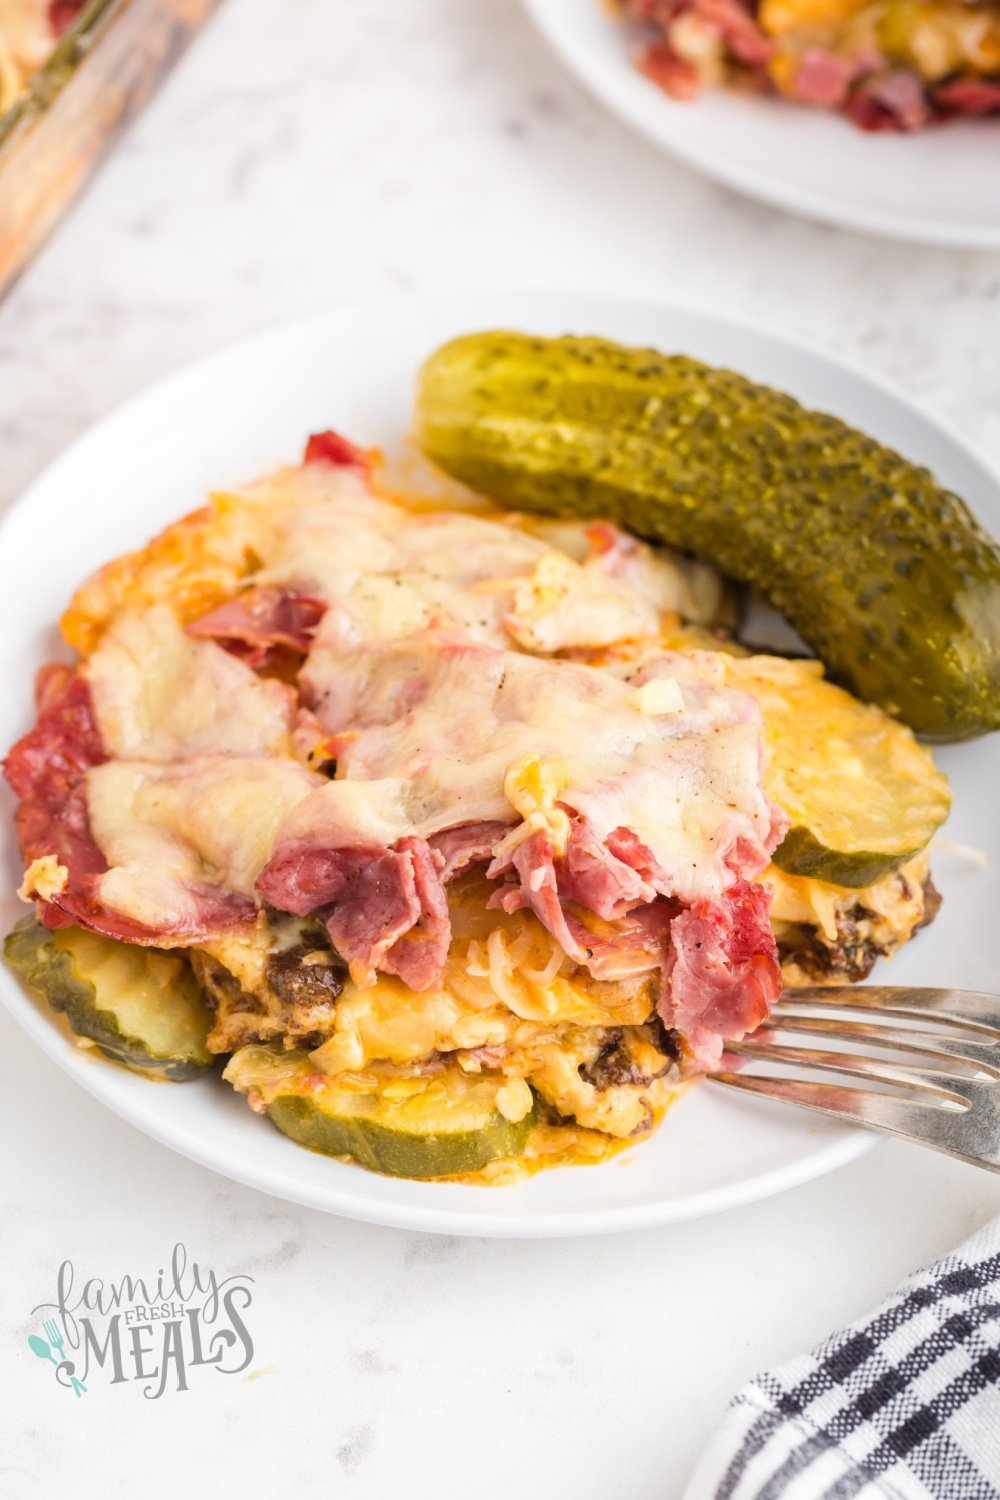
[416,331,1000,740]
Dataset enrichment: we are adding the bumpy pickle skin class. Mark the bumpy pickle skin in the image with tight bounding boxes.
[416,332,1000,740]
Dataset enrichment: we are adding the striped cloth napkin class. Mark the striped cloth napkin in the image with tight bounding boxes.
[684,1217,1000,1500]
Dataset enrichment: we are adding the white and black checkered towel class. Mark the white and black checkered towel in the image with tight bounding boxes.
[684,1218,1000,1500]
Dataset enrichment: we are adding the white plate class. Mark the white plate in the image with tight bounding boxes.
[2,292,998,1236]
[523,0,1000,247]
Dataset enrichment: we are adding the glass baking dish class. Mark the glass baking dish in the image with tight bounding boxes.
[0,0,222,298]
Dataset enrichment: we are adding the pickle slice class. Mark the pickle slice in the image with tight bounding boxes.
[4,916,212,1079]
[726,655,951,887]
[416,331,1000,739]
[224,1046,536,1178]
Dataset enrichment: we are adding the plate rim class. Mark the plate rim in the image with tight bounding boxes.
[521,0,1000,249]
[1,288,994,1237]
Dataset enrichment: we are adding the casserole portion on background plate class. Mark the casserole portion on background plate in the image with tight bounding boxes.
[619,0,1000,130]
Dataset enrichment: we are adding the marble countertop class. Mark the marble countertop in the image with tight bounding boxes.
[2,2,999,1496]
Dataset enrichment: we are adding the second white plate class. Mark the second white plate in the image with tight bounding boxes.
[524,0,1000,247]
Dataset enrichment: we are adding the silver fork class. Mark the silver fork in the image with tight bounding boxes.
[709,985,1000,1171]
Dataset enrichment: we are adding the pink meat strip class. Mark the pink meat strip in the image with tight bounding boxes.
[638,38,701,100]
[188,587,327,668]
[661,877,781,1069]
[303,429,372,473]
[845,69,932,131]
[790,47,859,108]
[428,821,511,881]
[692,0,773,66]
[489,830,780,1053]
[257,835,450,992]
[933,76,1000,115]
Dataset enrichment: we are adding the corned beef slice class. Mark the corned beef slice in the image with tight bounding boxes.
[189,587,327,668]
[4,667,113,932]
[303,429,371,473]
[256,835,450,993]
[661,878,781,1069]
[5,666,105,808]
[429,820,511,881]
[638,40,701,101]
[791,47,858,108]
[933,76,1000,116]
[692,0,772,66]
[847,69,931,132]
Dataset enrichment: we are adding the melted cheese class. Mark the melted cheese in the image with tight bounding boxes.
[258,480,713,655]
[87,757,320,928]
[85,606,293,760]
[505,541,696,653]
[62,460,776,963]
[66,459,718,660]
[288,637,776,902]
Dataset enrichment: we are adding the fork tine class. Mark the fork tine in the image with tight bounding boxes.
[781,987,1000,1038]
[712,986,1000,1171]
[709,1072,1000,1170]
[744,1020,1000,1080]
[726,1039,976,1101]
